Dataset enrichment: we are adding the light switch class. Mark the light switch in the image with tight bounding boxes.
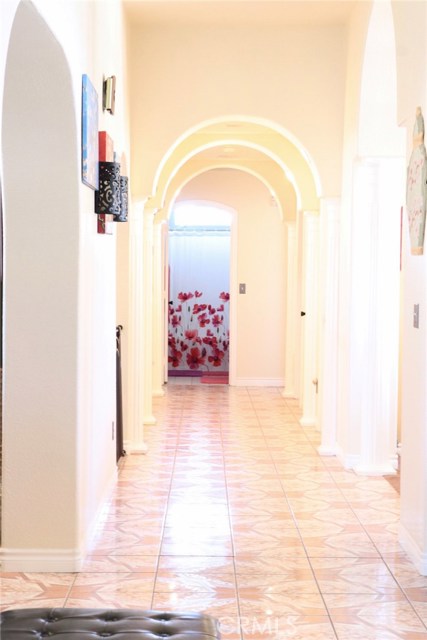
[414,304,420,329]
[239,283,246,294]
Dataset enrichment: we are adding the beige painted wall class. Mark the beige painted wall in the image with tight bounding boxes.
[1,0,131,568]
[128,21,347,199]
[177,169,286,384]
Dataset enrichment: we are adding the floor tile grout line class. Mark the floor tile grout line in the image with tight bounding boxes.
[220,385,251,640]
[151,388,185,609]
[62,573,78,607]
[254,393,341,639]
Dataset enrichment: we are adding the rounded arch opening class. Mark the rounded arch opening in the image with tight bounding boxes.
[153,114,323,199]
[358,0,404,156]
[1,0,81,561]
[160,166,288,387]
[159,163,294,224]
[149,116,322,214]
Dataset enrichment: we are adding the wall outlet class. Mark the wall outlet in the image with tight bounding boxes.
[239,283,246,294]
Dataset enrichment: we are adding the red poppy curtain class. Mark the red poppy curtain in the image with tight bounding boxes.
[168,231,230,373]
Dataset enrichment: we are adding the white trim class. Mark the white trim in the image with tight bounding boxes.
[228,208,238,387]
[353,462,397,476]
[125,440,148,454]
[152,388,165,397]
[317,444,338,457]
[232,377,285,387]
[282,389,298,399]
[335,444,360,470]
[152,114,322,201]
[143,415,156,426]
[299,417,316,428]
[398,523,427,576]
[0,547,85,573]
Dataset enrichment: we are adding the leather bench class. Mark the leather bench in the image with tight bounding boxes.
[0,608,221,639]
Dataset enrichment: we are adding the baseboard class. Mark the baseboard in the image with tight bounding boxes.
[335,444,360,470]
[143,415,156,425]
[282,389,297,399]
[125,439,148,453]
[0,547,85,572]
[353,463,397,476]
[299,416,317,428]
[398,523,427,576]
[317,444,338,457]
[152,388,165,397]
[233,377,285,387]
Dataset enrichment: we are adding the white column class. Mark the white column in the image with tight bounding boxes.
[299,212,320,427]
[152,220,165,397]
[318,198,340,455]
[126,203,147,452]
[350,158,401,475]
[282,223,298,398]
[400,174,427,575]
[143,208,156,425]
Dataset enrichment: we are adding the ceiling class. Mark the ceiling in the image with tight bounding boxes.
[123,0,358,27]
[123,0,355,207]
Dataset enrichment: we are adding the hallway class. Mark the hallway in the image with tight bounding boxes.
[1,383,426,638]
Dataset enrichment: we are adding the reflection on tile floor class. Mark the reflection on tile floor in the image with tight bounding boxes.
[2,384,426,639]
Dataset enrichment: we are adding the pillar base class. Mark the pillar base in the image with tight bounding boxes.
[299,417,316,428]
[353,462,397,476]
[282,389,297,399]
[317,444,337,457]
[126,440,148,454]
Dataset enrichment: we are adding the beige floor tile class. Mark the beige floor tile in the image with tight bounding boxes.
[3,382,421,634]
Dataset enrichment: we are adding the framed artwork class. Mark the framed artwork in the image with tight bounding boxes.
[406,107,427,255]
[81,74,99,190]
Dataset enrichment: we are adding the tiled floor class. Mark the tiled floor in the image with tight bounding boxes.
[1,383,426,639]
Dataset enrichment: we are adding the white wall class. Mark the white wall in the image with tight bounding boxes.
[178,169,286,385]
[391,0,427,574]
[0,0,131,570]
[129,21,347,199]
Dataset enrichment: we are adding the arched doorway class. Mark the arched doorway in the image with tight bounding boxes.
[1,0,81,569]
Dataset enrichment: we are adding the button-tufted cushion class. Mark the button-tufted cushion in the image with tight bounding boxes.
[0,608,221,639]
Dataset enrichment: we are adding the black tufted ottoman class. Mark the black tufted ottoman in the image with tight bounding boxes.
[0,608,221,639]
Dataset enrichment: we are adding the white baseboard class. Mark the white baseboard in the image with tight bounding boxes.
[282,389,298,399]
[317,444,338,457]
[125,439,148,453]
[354,462,397,476]
[143,415,156,425]
[299,417,316,428]
[335,444,360,470]
[152,388,165,397]
[399,523,427,576]
[0,547,85,572]
[233,377,285,387]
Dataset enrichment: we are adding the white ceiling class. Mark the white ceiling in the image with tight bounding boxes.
[123,0,358,27]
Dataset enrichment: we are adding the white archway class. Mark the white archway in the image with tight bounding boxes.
[336,0,405,477]
[1,1,81,570]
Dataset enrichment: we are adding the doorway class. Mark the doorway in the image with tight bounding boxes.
[167,201,232,383]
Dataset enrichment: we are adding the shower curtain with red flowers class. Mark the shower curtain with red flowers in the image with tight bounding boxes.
[168,231,230,373]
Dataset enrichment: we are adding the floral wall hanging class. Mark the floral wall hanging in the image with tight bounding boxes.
[406,107,427,255]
